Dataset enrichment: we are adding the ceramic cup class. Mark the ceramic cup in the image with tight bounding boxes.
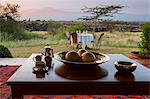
[33,61,45,72]
[33,55,42,62]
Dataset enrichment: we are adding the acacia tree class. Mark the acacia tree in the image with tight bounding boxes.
[0,4,25,41]
[0,3,20,20]
[79,5,124,32]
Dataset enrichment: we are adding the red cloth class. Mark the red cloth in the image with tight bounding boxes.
[0,66,20,85]
[0,65,20,99]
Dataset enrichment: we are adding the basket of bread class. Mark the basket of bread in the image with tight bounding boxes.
[54,49,110,65]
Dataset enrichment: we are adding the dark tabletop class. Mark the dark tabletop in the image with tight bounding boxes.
[7,54,150,83]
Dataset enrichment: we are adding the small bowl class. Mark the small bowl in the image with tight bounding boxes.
[114,61,137,73]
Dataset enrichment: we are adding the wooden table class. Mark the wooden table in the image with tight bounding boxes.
[0,58,27,66]
[7,54,150,99]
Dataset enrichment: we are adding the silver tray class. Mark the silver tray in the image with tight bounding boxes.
[54,51,110,65]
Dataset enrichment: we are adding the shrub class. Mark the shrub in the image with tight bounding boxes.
[0,19,26,41]
[0,20,44,41]
[138,22,150,56]
[0,3,34,41]
[48,22,64,35]
[66,24,86,33]
[0,31,14,42]
[53,30,67,40]
[0,45,12,58]
[53,24,86,40]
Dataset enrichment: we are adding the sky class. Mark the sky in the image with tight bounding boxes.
[1,0,150,21]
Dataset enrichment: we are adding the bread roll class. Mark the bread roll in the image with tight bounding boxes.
[82,52,96,62]
[77,49,87,57]
[65,51,81,62]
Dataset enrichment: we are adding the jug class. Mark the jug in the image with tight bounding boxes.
[44,55,52,68]
[44,44,54,57]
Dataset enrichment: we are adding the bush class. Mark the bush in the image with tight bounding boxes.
[53,24,86,40]
[48,22,64,35]
[0,31,14,42]
[66,24,86,33]
[138,22,150,56]
[53,30,67,40]
[0,20,44,41]
[0,45,12,58]
[0,19,26,41]
[48,23,86,40]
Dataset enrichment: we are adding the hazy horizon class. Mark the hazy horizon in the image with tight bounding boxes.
[1,0,150,22]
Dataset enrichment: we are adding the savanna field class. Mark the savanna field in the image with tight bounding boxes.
[0,31,141,57]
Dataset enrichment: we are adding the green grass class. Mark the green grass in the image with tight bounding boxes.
[0,32,57,48]
[1,38,56,48]
[95,31,140,48]
[1,31,140,57]
[9,45,138,57]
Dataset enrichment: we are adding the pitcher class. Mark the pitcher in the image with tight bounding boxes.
[44,44,54,57]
